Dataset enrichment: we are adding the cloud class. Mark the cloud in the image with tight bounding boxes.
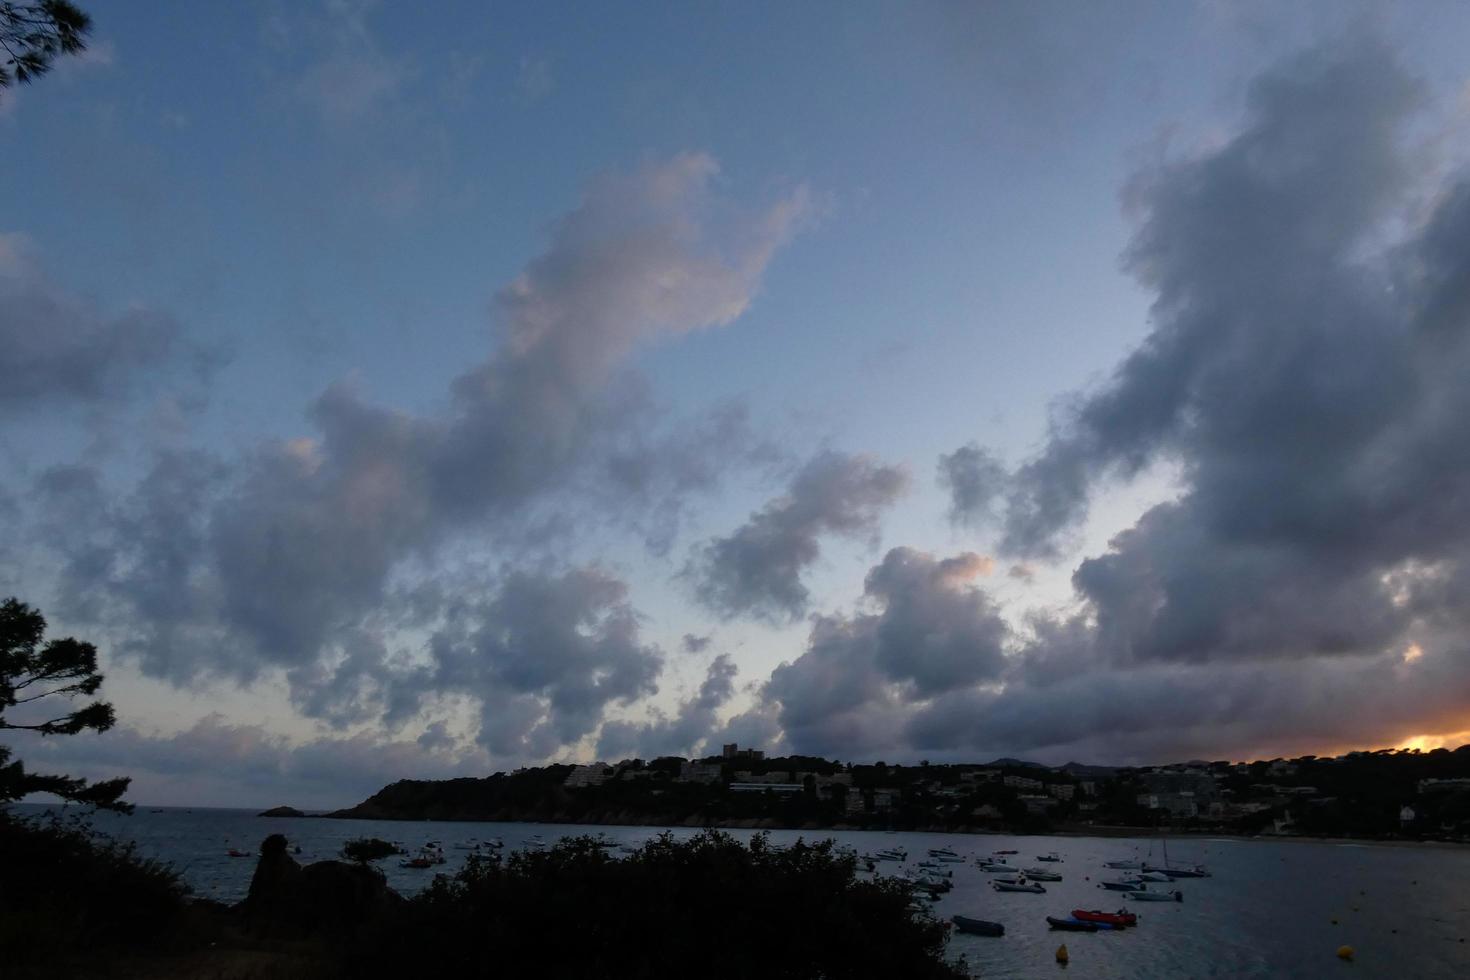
[762,547,1010,758]
[596,653,738,759]
[516,56,554,102]
[34,154,807,761]
[290,0,408,124]
[937,443,1007,528]
[1,714,477,809]
[681,633,712,654]
[763,39,1470,766]
[687,451,909,622]
[0,233,212,415]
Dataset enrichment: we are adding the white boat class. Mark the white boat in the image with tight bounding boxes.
[875,848,907,861]
[1021,868,1063,881]
[927,847,959,858]
[935,854,965,863]
[1137,870,1173,882]
[978,862,1013,872]
[1126,889,1183,902]
[992,879,1046,893]
[1099,878,1146,892]
[1035,851,1063,862]
[1104,859,1142,869]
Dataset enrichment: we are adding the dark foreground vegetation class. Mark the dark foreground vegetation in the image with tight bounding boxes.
[0,815,962,979]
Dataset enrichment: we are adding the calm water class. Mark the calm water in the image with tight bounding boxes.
[23,805,1470,979]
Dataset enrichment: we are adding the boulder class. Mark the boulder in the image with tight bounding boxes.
[239,835,401,938]
[240,834,306,934]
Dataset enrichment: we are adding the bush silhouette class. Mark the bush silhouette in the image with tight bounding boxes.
[350,830,963,979]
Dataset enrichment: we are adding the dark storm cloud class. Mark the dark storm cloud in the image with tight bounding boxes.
[284,566,663,759]
[29,154,806,762]
[763,547,1009,758]
[688,451,909,622]
[681,633,712,654]
[596,652,738,759]
[0,234,214,414]
[766,40,1470,764]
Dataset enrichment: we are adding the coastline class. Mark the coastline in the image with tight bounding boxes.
[303,809,1470,849]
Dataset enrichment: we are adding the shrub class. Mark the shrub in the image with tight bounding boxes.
[340,837,400,862]
[0,807,186,963]
[347,830,962,979]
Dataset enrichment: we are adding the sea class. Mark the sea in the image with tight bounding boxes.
[16,804,1470,979]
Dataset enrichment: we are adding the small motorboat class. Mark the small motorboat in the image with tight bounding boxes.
[992,849,1018,855]
[993,879,1046,893]
[875,849,907,861]
[1126,889,1183,902]
[1099,878,1146,892]
[1071,909,1137,928]
[1137,870,1173,882]
[951,915,1005,937]
[979,862,1013,872]
[1144,863,1211,878]
[227,849,252,858]
[1035,851,1062,862]
[1047,916,1100,932]
[1105,859,1143,870]
[400,856,434,869]
[935,854,966,863]
[1021,868,1063,881]
[928,847,959,858]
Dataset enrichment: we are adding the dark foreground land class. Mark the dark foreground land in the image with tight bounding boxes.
[1,808,961,980]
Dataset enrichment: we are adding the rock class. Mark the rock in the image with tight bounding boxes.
[259,805,306,817]
[239,834,401,938]
[240,834,306,934]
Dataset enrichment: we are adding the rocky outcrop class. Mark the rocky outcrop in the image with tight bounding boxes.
[258,805,306,817]
[239,834,401,939]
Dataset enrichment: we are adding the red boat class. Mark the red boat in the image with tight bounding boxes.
[1071,908,1137,928]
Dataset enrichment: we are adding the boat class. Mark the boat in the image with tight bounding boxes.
[1142,835,1211,878]
[400,856,434,869]
[1126,889,1183,902]
[978,862,1013,872]
[1099,878,1146,892]
[928,847,959,858]
[1104,859,1143,870]
[1071,909,1137,928]
[1035,851,1062,862]
[1144,863,1211,878]
[875,849,907,861]
[993,879,1046,893]
[1021,868,1063,881]
[1047,916,1100,932]
[951,915,1005,937]
[1137,870,1173,882]
[227,849,252,858]
[935,854,966,863]
[992,849,1018,855]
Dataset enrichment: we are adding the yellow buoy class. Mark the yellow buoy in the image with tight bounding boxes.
[1337,945,1355,961]
[1056,943,1069,964]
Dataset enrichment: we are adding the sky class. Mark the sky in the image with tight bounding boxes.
[6,0,1470,807]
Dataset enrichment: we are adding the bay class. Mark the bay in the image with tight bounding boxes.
[24,805,1470,979]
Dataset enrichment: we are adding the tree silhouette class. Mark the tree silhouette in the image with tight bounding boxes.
[0,1,91,93]
[1,597,130,811]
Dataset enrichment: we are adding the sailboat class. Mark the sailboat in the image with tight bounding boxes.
[1142,835,1211,878]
